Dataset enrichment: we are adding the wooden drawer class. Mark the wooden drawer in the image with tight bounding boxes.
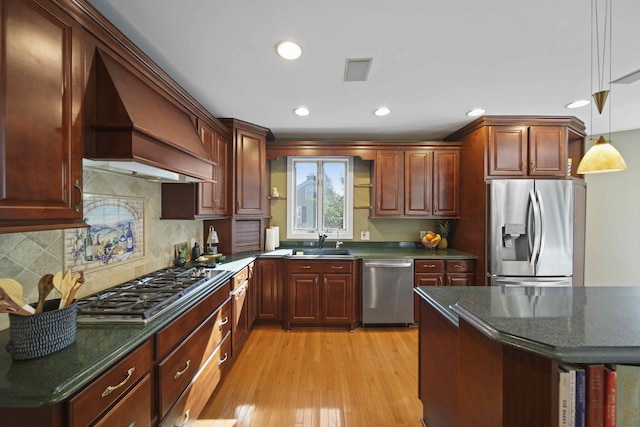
[289,260,353,274]
[94,374,152,427]
[69,340,152,427]
[446,260,475,273]
[156,280,231,359]
[160,333,232,427]
[415,259,445,273]
[318,260,352,274]
[232,266,249,290]
[157,300,231,419]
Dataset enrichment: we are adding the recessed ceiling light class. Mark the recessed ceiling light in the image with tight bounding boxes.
[466,108,486,117]
[565,99,590,109]
[275,40,302,60]
[374,107,391,116]
[294,106,310,116]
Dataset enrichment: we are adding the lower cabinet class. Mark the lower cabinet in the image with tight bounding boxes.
[285,259,357,330]
[94,374,152,427]
[69,340,153,427]
[231,264,252,356]
[254,258,282,324]
[414,258,476,323]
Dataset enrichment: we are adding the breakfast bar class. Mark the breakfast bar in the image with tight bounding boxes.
[415,285,640,427]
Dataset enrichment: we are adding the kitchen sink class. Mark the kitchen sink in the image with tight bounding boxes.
[291,248,353,256]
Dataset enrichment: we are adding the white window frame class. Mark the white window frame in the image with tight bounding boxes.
[286,156,354,240]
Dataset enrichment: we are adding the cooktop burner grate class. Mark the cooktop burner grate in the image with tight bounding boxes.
[76,266,226,323]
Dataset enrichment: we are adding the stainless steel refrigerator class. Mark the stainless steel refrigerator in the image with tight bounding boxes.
[487,179,586,287]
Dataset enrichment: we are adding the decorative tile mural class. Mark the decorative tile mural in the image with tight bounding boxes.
[64,194,144,271]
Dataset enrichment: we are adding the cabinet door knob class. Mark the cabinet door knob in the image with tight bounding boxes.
[530,161,535,172]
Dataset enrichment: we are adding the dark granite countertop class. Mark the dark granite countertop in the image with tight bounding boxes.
[415,285,640,364]
[0,258,256,408]
[0,244,475,408]
[261,242,476,260]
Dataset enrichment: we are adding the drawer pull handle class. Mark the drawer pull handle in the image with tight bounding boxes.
[300,265,311,269]
[423,264,436,268]
[454,264,465,269]
[218,316,229,330]
[101,367,135,397]
[128,422,136,427]
[331,265,344,269]
[174,360,191,379]
[218,352,229,366]
[234,286,247,299]
[175,409,190,427]
[73,180,83,212]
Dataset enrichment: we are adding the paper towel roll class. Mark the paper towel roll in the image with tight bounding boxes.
[271,226,280,248]
[265,228,276,251]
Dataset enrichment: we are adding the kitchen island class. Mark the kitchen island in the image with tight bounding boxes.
[415,285,640,427]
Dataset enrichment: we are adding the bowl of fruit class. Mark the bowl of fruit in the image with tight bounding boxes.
[421,231,441,249]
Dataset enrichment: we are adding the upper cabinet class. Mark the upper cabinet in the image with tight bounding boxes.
[487,125,568,177]
[0,0,85,233]
[446,116,586,180]
[198,121,230,217]
[373,147,460,218]
[221,118,274,218]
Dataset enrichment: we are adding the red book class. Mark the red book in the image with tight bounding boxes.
[585,364,604,427]
[604,366,617,427]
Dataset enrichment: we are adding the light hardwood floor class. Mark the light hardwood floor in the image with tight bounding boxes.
[199,326,423,427]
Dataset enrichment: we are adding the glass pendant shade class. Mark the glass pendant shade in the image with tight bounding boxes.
[576,135,627,173]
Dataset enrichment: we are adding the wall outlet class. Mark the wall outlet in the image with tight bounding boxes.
[361,230,370,240]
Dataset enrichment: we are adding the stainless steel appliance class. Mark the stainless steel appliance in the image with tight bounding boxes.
[362,259,414,325]
[488,179,586,287]
[76,265,225,323]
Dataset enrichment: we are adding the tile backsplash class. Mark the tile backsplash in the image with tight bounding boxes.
[0,169,203,331]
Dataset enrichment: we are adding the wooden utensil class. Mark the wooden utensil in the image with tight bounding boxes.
[35,274,55,314]
[0,288,32,316]
[57,270,75,309]
[64,271,85,307]
[0,278,35,314]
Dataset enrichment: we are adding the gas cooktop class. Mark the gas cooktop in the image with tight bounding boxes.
[76,266,225,324]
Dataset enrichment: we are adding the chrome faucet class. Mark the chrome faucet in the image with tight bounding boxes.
[335,229,343,248]
[318,232,327,249]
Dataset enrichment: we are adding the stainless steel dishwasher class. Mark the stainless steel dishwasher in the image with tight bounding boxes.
[362,259,414,326]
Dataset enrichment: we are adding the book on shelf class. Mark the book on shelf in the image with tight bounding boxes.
[584,363,604,427]
[604,365,616,427]
[560,364,586,427]
[615,364,640,427]
[560,367,572,427]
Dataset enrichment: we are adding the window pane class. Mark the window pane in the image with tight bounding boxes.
[294,161,317,230]
[322,162,345,230]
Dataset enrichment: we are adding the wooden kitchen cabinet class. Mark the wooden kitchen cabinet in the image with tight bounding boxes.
[160,120,230,220]
[488,125,568,177]
[444,116,586,284]
[286,259,356,329]
[413,258,476,323]
[220,118,273,218]
[0,0,85,233]
[231,264,252,356]
[373,147,460,218]
[197,121,230,216]
[155,280,231,425]
[69,340,153,427]
[93,374,152,427]
[255,258,283,323]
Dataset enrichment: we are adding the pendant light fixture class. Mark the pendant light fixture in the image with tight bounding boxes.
[577,0,627,174]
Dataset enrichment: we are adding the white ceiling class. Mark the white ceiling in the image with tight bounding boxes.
[86,0,640,141]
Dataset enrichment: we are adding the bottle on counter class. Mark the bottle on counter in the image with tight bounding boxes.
[191,242,201,260]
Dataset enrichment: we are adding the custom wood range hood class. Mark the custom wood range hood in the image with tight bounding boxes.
[84,49,213,182]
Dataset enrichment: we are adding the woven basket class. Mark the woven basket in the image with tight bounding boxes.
[6,299,78,360]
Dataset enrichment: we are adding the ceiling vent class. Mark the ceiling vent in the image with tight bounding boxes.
[612,68,640,84]
[344,58,372,82]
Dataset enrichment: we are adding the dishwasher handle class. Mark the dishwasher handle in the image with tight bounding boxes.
[363,262,413,268]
